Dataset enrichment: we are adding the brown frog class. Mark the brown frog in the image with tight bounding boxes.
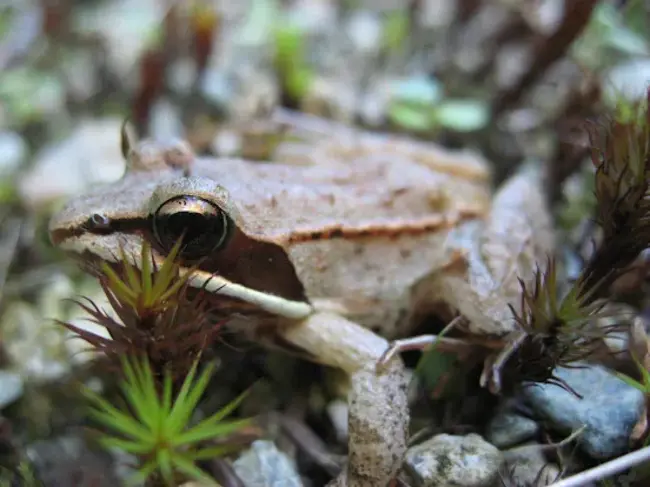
[48,112,551,486]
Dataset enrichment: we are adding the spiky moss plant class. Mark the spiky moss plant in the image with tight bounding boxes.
[83,354,250,487]
[60,239,254,486]
[497,87,650,394]
[60,239,223,385]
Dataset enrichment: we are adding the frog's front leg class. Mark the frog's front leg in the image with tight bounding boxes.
[278,311,409,487]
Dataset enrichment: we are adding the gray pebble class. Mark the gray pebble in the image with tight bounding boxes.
[404,433,503,487]
[521,363,645,459]
[485,399,539,448]
[0,370,23,409]
[232,440,303,487]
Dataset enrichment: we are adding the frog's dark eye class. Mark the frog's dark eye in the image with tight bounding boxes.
[153,196,230,259]
[86,213,111,232]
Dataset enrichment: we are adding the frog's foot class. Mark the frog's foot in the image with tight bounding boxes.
[479,331,528,395]
[377,335,475,371]
[278,312,409,487]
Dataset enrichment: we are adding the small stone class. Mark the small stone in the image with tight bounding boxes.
[148,98,185,141]
[501,443,560,486]
[232,440,303,487]
[606,59,650,102]
[0,132,27,177]
[404,433,503,487]
[26,435,119,487]
[200,69,232,108]
[18,118,126,209]
[389,76,442,106]
[0,371,23,409]
[521,363,645,459]
[346,11,382,53]
[485,408,539,449]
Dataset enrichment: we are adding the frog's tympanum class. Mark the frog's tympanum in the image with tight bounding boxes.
[49,112,552,487]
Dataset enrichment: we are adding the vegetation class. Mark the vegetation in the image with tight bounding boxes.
[83,355,250,486]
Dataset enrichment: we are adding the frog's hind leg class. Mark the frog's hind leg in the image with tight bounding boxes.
[278,312,409,487]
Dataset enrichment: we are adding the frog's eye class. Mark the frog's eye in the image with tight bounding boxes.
[153,196,230,259]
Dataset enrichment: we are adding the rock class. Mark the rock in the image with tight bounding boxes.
[18,118,126,209]
[606,59,650,102]
[521,363,645,459]
[346,11,382,54]
[0,371,23,409]
[0,132,27,177]
[149,98,185,141]
[1,274,110,381]
[73,0,163,79]
[25,434,120,487]
[485,404,539,449]
[485,411,539,448]
[2,301,70,382]
[232,440,303,487]
[500,443,560,486]
[404,433,503,487]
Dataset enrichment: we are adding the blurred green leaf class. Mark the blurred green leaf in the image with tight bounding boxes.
[432,99,490,132]
[382,10,409,52]
[388,103,435,132]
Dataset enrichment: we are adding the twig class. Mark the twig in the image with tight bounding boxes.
[549,445,650,487]
[492,0,599,115]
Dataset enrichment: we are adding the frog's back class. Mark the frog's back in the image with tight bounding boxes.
[192,130,492,240]
[193,127,493,337]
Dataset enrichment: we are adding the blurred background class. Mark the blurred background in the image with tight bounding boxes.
[0,0,649,485]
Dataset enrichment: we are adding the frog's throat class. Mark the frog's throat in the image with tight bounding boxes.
[183,268,314,320]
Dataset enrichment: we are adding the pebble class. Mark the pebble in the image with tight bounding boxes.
[18,118,126,209]
[521,363,645,459]
[606,59,650,101]
[232,440,303,487]
[485,404,539,449]
[404,433,503,487]
[0,370,24,409]
[0,131,27,177]
[26,435,119,487]
[501,443,560,486]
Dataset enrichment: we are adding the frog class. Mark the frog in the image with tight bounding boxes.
[48,110,552,487]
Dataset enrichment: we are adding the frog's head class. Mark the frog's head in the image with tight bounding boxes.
[48,137,312,320]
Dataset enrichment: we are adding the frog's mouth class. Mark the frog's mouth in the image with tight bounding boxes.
[59,232,314,321]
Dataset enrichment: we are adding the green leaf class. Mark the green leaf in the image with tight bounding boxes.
[388,103,435,132]
[120,356,158,431]
[432,99,490,132]
[615,371,646,392]
[157,449,175,487]
[120,246,143,296]
[167,360,204,434]
[83,389,152,442]
[275,23,305,70]
[141,243,153,305]
[174,419,251,446]
[172,455,219,486]
[128,459,159,486]
[99,437,153,455]
[197,388,249,425]
[382,10,409,52]
[87,407,151,444]
[100,263,138,306]
[285,67,314,100]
